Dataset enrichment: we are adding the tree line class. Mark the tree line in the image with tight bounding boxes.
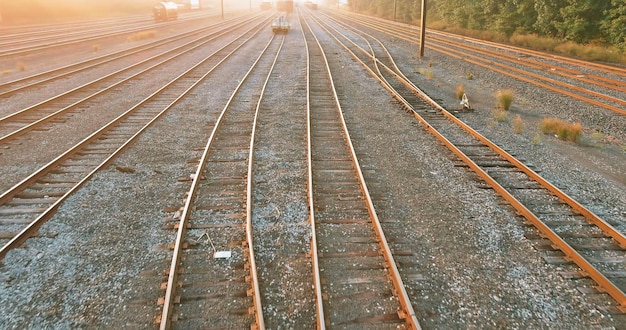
[347,0,626,51]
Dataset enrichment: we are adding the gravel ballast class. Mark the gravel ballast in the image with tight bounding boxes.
[1,9,625,329]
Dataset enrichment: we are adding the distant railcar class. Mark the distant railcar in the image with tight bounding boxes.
[271,15,290,33]
[153,2,178,21]
[305,1,317,9]
[260,1,272,10]
[276,0,294,13]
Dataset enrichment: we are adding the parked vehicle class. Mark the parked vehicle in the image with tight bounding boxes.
[276,0,294,13]
[271,15,290,33]
[260,1,272,10]
[153,2,178,21]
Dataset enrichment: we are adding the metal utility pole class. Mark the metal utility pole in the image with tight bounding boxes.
[393,0,397,21]
[221,0,224,19]
[419,0,426,57]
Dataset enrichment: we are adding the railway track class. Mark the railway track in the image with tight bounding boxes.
[0,14,265,98]
[324,10,626,116]
[309,9,626,313]
[0,15,271,186]
[0,8,623,329]
[156,11,424,328]
[0,11,217,58]
[156,29,285,330]
[0,15,149,42]
[0,17,272,261]
[302,12,420,329]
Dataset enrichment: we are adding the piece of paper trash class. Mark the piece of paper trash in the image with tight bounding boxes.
[213,251,232,259]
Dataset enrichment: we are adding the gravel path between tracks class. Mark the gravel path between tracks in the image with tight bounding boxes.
[1,10,625,329]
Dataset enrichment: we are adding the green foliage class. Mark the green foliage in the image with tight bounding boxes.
[349,0,626,52]
[601,0,626,49]
[555,1,610,43]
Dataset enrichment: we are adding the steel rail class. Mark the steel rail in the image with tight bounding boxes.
[298,12,326,330]
[311,13,418,118]
[432,28,626,76]
[0,25,159,58]
[311,11,626,312]
[0,12,223,58]
[330,9,626,77]
[305,11,421,329]
[245,32,286,330]
[430,37,626,91]
[426,43,626,111]
[319,13,626,248]
[329,10,626,94]
[0,18,273,261]
[0,21,151,48]
[158,26,282,330]
[325,11,626,116]
[0,11,222,50]
[0,14,265,97]
[0,17,270,144]
[0,15,156,43]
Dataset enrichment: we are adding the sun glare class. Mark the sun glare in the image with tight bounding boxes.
[1,0,268,23]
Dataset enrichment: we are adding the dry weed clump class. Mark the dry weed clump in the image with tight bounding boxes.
[512,115,524,134]
[554,42,624,63]
[509,33,561,52]
[496,89,514,110]
[455,84,465,100]
[418,68,434,80]
[540,117,583,142]
[128,30,157,42]
[491,108,507,122]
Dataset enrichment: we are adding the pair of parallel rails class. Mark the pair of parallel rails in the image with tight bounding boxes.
[157,10,420,329]
[0,14,275,259]
[0,11,218,57]
[328,10,626,117]
[1,7,623,329]
[0,10,422,329]
[309,8,626,313]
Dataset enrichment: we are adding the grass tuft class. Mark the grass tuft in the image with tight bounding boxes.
[539,118,583,142]
[455,84,465,100]
[418,68,434,79]
[512,115,524,134]
[127,30,157,42]
[492,108,507,122]
[496,89,514,110]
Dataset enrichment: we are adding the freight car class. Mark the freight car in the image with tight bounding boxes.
[153,2,178,21]
[276,0,294,13]
[260,1,272,10]
[271,15,290,33]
